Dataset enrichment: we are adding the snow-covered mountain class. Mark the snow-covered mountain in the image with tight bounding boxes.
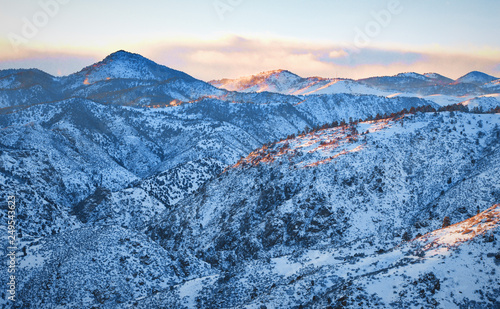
[455,71,498,86]
[210,69,306,93]
[70,50,196,84]
[1,51,499,308]
[210,70,500,107]
[209,70,387,96]
[356,71,493,97]
[461,94,500,111]
[145,111,500,308]
[482,78,500,93]
[0,69,62,109]
[423,72,454,84]
[0,51,225,111]
[0,93,433,239]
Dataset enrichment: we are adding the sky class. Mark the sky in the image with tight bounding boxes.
[0,0,499,80]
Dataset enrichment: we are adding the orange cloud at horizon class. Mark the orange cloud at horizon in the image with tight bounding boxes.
[1,36,499,81]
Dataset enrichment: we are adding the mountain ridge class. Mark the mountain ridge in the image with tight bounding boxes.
[210,69,500,105]
[1,50,499,308]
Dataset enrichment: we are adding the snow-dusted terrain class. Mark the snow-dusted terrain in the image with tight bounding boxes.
[461,94,500,111]
[210,69,500,108]
[0,51,499,308]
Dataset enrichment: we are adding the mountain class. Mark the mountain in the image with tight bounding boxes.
[455,71,498,86]
[0,50,225,111]
[461,93,500,111]
[1,51,499,308]
[295,94,435,124]
[352,71,499,97]
[357,72,486,96]
[59,50,227,107]
[145,111,500,308]
[71,50,196,84]
[0,92,434,240]
[211,70,500,106]
[209,69,305,93]
[2,54,497,112]
[0,69,62,109]
[423,72,454,84]
[209,70,387,96]
[0,68,58,90]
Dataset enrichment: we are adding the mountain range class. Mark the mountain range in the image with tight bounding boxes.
[210,69,500,107]
[0,50,499,308]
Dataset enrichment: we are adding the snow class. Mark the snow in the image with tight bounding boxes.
[456,71,498,85]
[396,72,429,81]
[2,51,500,308]
[178,275,219,308]
[461,93,500,111]
[271,256,303,277]
[418,205,499,256]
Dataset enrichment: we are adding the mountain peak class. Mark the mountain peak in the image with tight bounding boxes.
[423,72,454,84]
[424,72,448,79]
[394,72,429,80]
[260,69,299,77]
[71,50,195,85]
[103,50,145,62]
[208,69,304,92]
[456,71,498,85]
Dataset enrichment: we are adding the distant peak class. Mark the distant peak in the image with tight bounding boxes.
[395,72,425,77]
[459,71,494,78]
[466,70,484,75]
[423,72,453,83]
[456,71,498,84]
[104,50,145,61]
[259,69,299,77]
[394,72,429,81]
[110,49,129,55]
[423,72,439,77]
[73,50,195,83]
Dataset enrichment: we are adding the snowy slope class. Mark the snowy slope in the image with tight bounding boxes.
[232,205,500,309]
[482,78,500,93]
[13,226,214,309]
[423,72,454,84]
[0,69,62,109]
[209,70,305,93]
[295,94,437,124]
[1,52,500,308]
[455,71,498,86]
[0,51,225,110]
[144,111,500,308]
[210,69,500,109]
[209,70,388,96]
[1,93,430,241]
[461,93,500,111]
[65,50,196,85]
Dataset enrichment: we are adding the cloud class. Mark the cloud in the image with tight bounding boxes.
[320,48,423,67]
[1,36,499,80]
[0,41,98,75]
[328,50,349,59]
[145,36,500,80]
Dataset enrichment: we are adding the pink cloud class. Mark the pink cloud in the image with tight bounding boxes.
[146,36,500,80]
[1,36,499,80]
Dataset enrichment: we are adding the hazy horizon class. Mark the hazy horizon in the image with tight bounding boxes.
[1,0,499,80]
